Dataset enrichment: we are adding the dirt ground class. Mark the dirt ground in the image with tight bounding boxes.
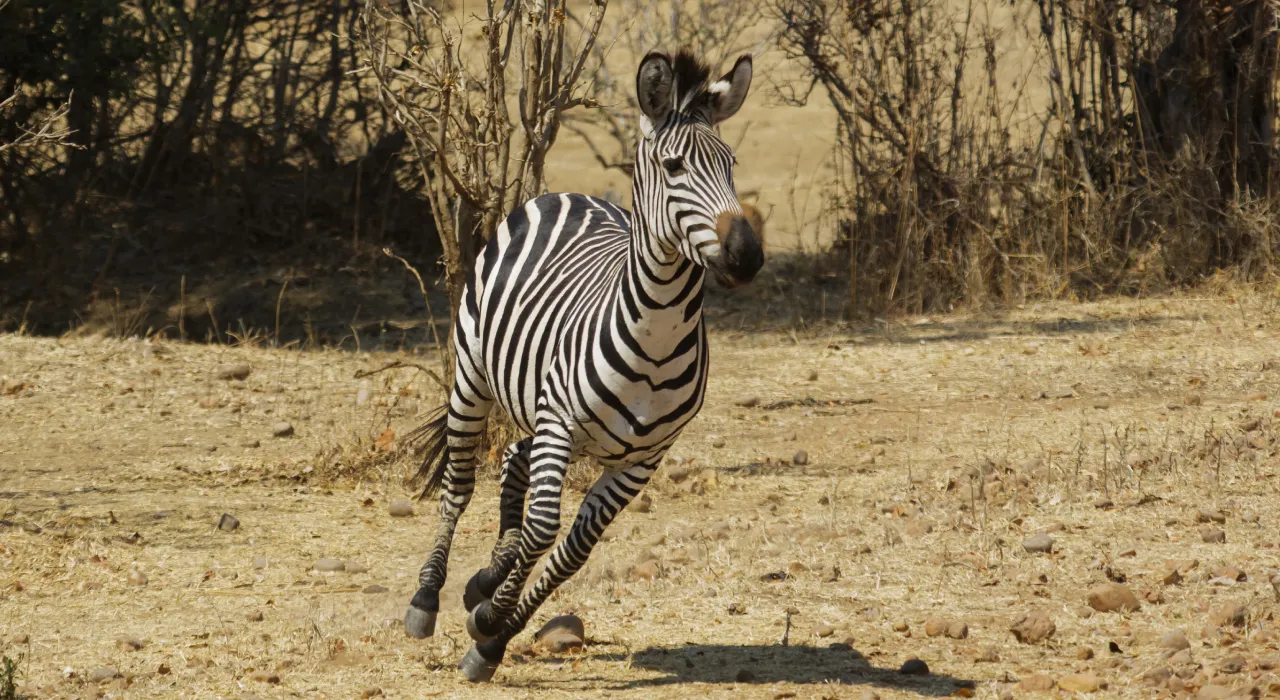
[4,291,1280,699]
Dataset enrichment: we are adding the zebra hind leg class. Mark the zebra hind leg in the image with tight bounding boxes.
[461,460,657,682]
[403,384,492,639]
[463,438,531,612]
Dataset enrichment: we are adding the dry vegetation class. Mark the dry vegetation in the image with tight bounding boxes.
[5,289,1280,698]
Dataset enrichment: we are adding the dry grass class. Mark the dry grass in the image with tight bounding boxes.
[4,290,1280,698]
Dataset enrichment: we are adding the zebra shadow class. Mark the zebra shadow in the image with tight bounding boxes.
[545,643,976,695]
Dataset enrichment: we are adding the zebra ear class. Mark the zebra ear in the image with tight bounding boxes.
[636,52,675,133]
[708,55,752,125]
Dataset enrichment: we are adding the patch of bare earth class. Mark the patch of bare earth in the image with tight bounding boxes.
[3,293,1280,698]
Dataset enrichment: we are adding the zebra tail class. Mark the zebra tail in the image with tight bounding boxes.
[405,405,449,500]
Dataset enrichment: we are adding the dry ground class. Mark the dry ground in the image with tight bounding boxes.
[4,292,1280,699]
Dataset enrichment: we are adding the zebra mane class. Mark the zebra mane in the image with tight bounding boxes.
[672,49,712,112]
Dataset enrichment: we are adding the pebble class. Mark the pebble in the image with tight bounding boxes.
[1023,533,1054,554]
[533,614,585,653]
[1019,674,1055,691]
[1208,602,1247,628]
[1196,508,1227,524]
[633,493,652,513]
[115,636,143,651]
[892,621,909,633]
[1077,646,1094,660]
[313,558,345,572]
[356,388,371,406]
[710,435,726,448]
[249,671,280,684]
[1057,673,1104,693]
[1010,611,1055,643]
[362,585,389,594]
[904,519,933,537]
[807,370,819,381]
[1201,527,1226,544]
[252,557,268,569]
[361,689,384,698]
[1143,666,1172,684]
[1159,630,1191,651]
[734,396,759,408]
[976,647,999,663]
[793,449,809,466]
[387,500,414,517]
[127,570,148,586]
[271,422,294,438]
[813,624,834,638]
[947,621,969,639]
[1087,582,1141,613]
[216,364,252,381]
[628,560,661,581]
[89,668,119,683]
[345,561,369,574]
[11,634,29,644]
[1218,654,1245,674]
[218,514,240,532]
[898,658,928,675]
[242,440,261,448]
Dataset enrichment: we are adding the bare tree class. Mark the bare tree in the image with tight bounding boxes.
[356,0,609,335]
[0,91,74,155]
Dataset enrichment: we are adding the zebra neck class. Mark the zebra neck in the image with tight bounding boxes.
[613,216,706,361]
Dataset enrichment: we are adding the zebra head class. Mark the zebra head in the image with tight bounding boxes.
[634,50,764,288]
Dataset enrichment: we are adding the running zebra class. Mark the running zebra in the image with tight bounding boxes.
[403,49,762,682]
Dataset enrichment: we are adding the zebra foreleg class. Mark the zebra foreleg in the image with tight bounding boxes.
[463,438,532,611]
[404,384,493,639]
[460,460,657,683]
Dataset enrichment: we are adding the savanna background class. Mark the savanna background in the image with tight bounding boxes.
[3,0,1280,697]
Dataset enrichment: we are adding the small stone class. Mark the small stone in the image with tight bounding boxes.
[793,450,809,466]
[925,619,950,637]
[1023,533,1054,554]
[1143,666,1172,684]
[1087,582,1141,613]
[115,636,143,651]
[1057,673,1104,693]
[387,500,414,517]
[361,689,384,699]
[813,624,835,638]
[1211,566,1246,582]
[11,634,29,644]
[734,396,759,407]
[1196,508,1227,524]
[710,435,726,448]
[1201,527,1226,544]
[1218,654,1245,674]
[249,670,280,684]
[1019,674,1055,691]
[1167,649,1194,666]
[1094,497,1115,509]
[217,513,240,532]
[1077,646,1094,660]
[629,560,661,582]
[252,557,268,569]
[89,668,119,684]
[736,669,756,682]
[1163,569,1184,586]
[1159,630,1191,651]
[1010,611,1056,644]
[1208,602,1247,628]
[271,421,294,437]
[533,614,585,653]
[892,621,909,633]
[976,647,1000,663]
[633,493,652,513]
[807,370,819,381]
[947,621,969,639]
[313,558,345,572]
[216,364,252,381]
[898,658,928,675]
[127,570,148,586]
[241,440,261,448]
[246,610,264,622]
[362,585,389,594]
[356,388,371,406]
[345,561,369,574]
[904,519,933,537]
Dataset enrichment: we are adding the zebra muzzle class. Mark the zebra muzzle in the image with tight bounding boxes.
[710,214,764,287]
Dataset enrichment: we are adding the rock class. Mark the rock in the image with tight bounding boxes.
[115,636,143,651]
[1218,654,1245,674]
[633,493,652,513]
[1208,602,1247,628]
[11,634,29,644]
[735,669,756,682]
[667,465,691,483]
[892,621,909,633]
[1094,497,1115,509]
[807,370,819,381]
[710,435,726,448]
[271,422,294,438]
[904,519,933,537]
[362,585,389,594]
[89,668,119,683]
[1211,566,1246,582]
[1167,649,1194,666]
[1159,630,1191,651]
[924,619,949,637]
[793,450,809,466]
[898,658,928,675]
[242,440,261,449]
[313,558,345,573]
[734,396,759,408]
[1,379,26,396]
[217,513,240,532]
[1196,686,1238,700]
[628,560,661,582]
[1201,527,1226,544]
[1023,533,1054,554]
[246,610,264,622]
[216,364,252,381]
[345,561,369,574]
[1087,582,1141,613]
[1077,646,1094,660]
[1010,611,1056,644]
[1019,674,1055,691]
[356,388,371,406]
[387,500,414,517]
[361,689,384,699]
[1143,666,1172,684]
[252,557,268,570]
[1057,673,1104,693]
[813,624,835,638]
[947,621,969,639]
[533,614,585,653]
[127,570,148,586]
[976,647,1000,663]
[249,671,280,684]
[1196,508,1227,524]
[700,470,718,491]
[1163,569,1184,586]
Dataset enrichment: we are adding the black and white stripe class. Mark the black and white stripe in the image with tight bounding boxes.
[402,49,763,682]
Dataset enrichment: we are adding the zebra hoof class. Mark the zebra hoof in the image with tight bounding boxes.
[459,646,499,683]
[404,607,437,639]
[466,600,497,643]
[463,570,493,612]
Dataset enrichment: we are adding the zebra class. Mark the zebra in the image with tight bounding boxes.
[402,48,762,683]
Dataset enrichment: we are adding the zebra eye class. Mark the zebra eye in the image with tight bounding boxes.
[661,156,685,176]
